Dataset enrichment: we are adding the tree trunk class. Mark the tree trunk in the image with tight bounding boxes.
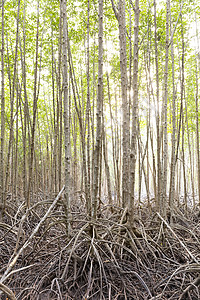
[195,58,200,208]
[92,0,103,219]
[27,0,39,208]
[161,0,170,217]
[0,0,5,215]
[111,0,130,209]
[62,0,71,235]
[154,0,161,211]
[130,0,139,221]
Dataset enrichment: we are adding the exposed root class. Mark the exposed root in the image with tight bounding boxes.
[0,197,200,299]
[0,282,17,300]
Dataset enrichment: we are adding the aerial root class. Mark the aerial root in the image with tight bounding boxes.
[0,201,200,299]
[179,275,200,300]
[0,282,17,300]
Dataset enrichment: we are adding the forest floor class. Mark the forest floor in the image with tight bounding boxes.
[0,192,200,300]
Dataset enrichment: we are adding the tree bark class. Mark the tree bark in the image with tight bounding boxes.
[161,0,170,217]
[27,0,39,208]
[62,0,71,235]
[0,0,5,216]
[130,0,139,220]
[92,0,103,219]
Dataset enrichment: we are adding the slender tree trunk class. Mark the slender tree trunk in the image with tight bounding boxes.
[180,20,187,211]
[119,0,130,209]
[107,72,118,204]
[128,0,132,133]
[161,0,170,217]
[130,0,139,220]
[111,0,130,209]
[168,9,176,217]
[58,3,63,191]
[182,111,187,212]
[195,58,200,208]
[27,0,39,207]
[4,0,20,204]
[14,84,19,198]
[114,79,121,205]
[69,53,89,213]
[185,97,195,206]
[72,113,78,194]
[91,37,96,198]
[154,0,161,211]
[62,0,71,235]
[93,0,103,219]
[0,0,5,214]
[150,129,157,199]
[86,0,91,212]
[52,30,58,195]
[102,118,112,207]
[20,0,31,201]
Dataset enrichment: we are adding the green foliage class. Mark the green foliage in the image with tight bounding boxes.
[1,0,200,194]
